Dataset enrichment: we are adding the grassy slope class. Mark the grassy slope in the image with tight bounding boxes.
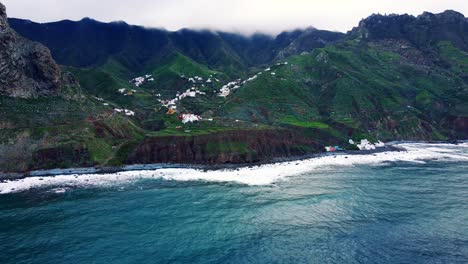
[222,40,467,141]
[0,51,258,172]
[2,37,467,172]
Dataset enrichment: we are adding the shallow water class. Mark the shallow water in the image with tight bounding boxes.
[0,143,467,263]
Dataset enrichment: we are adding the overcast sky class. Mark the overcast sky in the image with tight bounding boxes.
[2,0,467,34]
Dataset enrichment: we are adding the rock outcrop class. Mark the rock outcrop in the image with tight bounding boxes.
[0,2,68,98]
[350,10,468,51]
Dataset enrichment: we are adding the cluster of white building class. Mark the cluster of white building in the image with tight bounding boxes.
[218,80,242,97]
[217,62,290,98]
[117,88,139,96]
[349,139,385,150]
[178,87,206,99]
[160,86,207,110]
[180,114,202,124]
[187,76,204,83]
[114,108,135,116]
[183,74,220,84]
[130,74,155,87]
[159,75,217,110]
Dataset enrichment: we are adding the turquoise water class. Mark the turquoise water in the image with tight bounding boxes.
[1,146,468,263]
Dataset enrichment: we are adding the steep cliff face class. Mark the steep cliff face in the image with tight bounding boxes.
[0,2,67,98]
[0,2,7,32]
[127,130,323,165]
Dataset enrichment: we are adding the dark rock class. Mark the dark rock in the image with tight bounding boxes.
[350,10,468,51]
[0,2,72,98]
[0,2,7,32]
[127,129,323,165]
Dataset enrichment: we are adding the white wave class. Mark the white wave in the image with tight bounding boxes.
[0,142,467,194]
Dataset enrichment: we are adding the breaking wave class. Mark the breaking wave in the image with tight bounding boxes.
[1,142,467,194]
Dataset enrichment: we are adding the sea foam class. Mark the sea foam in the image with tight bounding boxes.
[1,143,467,194]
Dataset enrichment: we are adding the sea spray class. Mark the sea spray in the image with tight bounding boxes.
[1,142,467,194]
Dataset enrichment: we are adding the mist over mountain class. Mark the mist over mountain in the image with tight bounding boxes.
[8,17,344,74]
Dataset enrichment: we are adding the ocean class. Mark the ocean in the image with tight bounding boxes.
[0,143,467,263]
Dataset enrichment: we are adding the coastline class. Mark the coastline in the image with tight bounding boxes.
[0,143,404,181]
[2,140,467,181]
[0,141,468,194]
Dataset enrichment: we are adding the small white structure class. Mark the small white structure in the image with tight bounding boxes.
[218,87,231,97]
[131,76,145,87]
[356,139,376,150]
[130,74,154,87]
[218,80,242,97]
[349,139,384,150]
[246,75,257,82]
[114,108,135,116]
[375,141,385,148]
[181,114,202,124]
[124,109,135,116]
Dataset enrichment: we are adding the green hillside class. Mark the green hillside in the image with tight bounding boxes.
[1,9,467,173]
[222,40,467,141]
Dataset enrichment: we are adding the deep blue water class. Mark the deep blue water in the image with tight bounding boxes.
[1,161,467,263]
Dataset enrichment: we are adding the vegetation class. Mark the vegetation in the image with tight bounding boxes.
[1,10,467,172]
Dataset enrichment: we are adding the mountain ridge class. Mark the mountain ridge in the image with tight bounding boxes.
[350,9,468,51]
[8,17,345,74]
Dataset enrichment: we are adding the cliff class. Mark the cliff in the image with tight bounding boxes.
[127,129,323,165]
[0,2,71,98]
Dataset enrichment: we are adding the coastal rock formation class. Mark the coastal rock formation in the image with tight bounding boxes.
[0,2,66,98]
[127,129,323,165]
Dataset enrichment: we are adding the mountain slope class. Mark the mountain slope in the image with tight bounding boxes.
[220,11,468,140]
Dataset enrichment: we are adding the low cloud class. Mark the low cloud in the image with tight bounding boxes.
[2,0,467,34]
